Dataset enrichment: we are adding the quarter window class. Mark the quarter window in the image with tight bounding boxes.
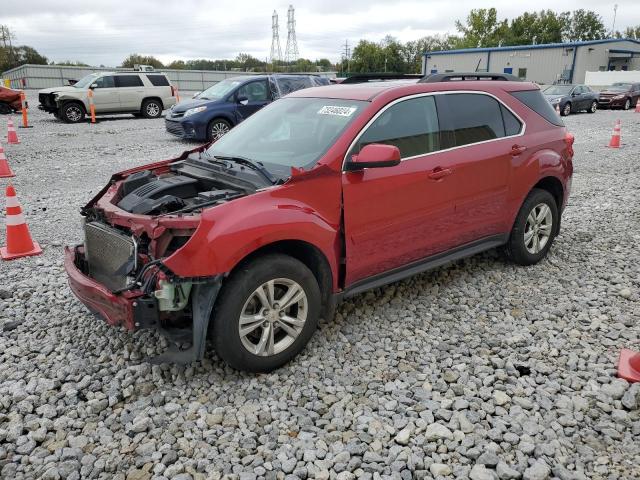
[146,74,170,86]
[115,75,144,87]
[351,96,440,159]
[501,105,523,136]
[436,93,507,147]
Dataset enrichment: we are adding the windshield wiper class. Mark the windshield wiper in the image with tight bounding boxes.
[212,155,277,185]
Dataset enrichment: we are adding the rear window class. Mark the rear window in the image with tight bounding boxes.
[115,75,144,88]
[510,90,564,127]
[146,74,170,86]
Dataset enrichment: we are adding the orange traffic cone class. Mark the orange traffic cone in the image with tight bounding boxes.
[607,120,621,148]
[1,184,42,260]
[0,142,14,178]
[618,349,640,383]
[635,101,640,113]
[7,118,20,144]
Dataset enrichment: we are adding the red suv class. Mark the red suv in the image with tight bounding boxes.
[65,73,574,372]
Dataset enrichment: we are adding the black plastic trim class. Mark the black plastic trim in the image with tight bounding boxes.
[342,234,508,298]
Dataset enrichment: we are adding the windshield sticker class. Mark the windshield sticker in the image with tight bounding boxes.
[318,105,357,117]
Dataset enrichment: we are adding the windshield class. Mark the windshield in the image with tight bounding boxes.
[609,83,631,91]
[197,79,243,100]
[73,73,101,89]
[543,85,573,95]
[206,97,367,175]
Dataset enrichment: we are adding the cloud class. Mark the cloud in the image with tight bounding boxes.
[3,0,640,66]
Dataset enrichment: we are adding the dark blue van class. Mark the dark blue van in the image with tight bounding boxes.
[165,74,329,141]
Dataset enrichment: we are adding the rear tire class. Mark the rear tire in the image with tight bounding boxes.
[141,99,163,118]
[212,254,321,372]
[60,102,85,123]
[504,188,559,266]
[588,101,597,113]
[0,102,12,114]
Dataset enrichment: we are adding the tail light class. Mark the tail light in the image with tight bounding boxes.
[564,131,575,158]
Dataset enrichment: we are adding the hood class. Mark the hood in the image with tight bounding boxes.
[599,89,626,96]
[171,97,224,113]
[39,86,82,95]
[544,94,565,102]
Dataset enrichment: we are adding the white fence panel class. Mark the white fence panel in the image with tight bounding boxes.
[585,70,640,87]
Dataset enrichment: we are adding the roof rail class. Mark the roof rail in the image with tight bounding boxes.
[419,72,522,83]
[341,73,423,84]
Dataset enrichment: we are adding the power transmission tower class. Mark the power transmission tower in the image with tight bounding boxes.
[269,10,282,65]
[342,40,351,73]
[284,5,299,65]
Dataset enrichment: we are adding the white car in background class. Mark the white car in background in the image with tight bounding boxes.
[38,71,177,123]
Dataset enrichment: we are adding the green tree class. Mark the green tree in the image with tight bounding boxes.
[121,54,164,69]
[350,40,385,72]
[403,35,458,73]
[455,8,510,48]
[508,10,566,45]
[166,60,186,69]
[562,9,606,41]
[622,25,640,39]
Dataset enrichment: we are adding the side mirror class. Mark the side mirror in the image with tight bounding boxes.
[345,144,401,171]
[237,95,249,106]
[571,92,577,97]
[89,83,98,89]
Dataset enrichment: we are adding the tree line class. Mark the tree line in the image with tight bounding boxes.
[2,10,640,75]
[346,9,640,74]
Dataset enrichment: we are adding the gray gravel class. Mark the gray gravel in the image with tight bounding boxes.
[1,91,639,479]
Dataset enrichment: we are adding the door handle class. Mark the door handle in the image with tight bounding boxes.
[511,144,527,156]
[428,167,452,180]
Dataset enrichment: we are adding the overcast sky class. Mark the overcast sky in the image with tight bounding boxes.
[3,0,640,66]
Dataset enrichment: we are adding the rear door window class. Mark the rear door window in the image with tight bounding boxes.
[436,93,506,148]
[115,75,144,87]
[350,96,440,159]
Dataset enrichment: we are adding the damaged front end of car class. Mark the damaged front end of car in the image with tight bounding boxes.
[64,146,267,363]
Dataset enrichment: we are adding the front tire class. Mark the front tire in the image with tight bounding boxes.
[207,118,231,141]
[561,103,571,116]
[60,102,85,123]
[212,254,321,372]
[623,98,631,110]
[588,101,597,113]
[504,188,559,266]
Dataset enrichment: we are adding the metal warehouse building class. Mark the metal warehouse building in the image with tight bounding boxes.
[423,39,640,85]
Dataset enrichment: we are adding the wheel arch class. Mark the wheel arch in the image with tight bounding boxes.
[60,98,87,113]
[225,239,335,322]
[533,176,564,210]
[142,96,164,110]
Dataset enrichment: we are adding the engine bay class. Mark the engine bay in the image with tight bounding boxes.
[115,155,260,215]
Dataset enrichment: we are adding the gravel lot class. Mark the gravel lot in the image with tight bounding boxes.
[0,91,639,480]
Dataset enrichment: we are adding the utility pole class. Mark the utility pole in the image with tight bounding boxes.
[343,40,351,73]
[611,4,618,37]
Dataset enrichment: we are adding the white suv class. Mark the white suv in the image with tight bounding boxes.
[38,71,177,123]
